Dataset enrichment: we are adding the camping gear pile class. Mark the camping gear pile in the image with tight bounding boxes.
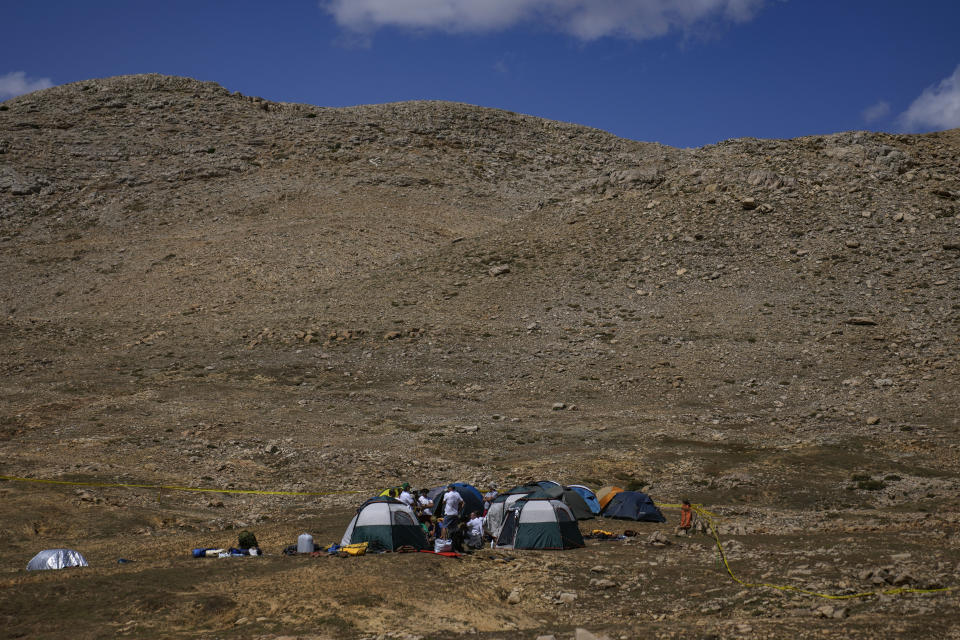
[192,547,261,558]
[192,530,263,558]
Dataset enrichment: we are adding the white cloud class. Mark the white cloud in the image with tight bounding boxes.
[861,100,890,124]
[899,64,960,132]
[323,0,767,41]
[0,71,54,99]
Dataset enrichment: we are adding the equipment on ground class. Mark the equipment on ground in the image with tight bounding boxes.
[297,533,314,554]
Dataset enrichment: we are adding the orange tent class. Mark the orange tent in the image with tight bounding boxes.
[596,486,624,511]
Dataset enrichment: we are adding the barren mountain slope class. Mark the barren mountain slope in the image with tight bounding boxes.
[1,74,959,639]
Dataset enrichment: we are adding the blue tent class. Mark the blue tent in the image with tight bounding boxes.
[568,484,602,515]
[601,491,666,522]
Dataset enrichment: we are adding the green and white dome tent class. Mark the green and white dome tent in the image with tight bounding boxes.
[494,496,584,550]
[341,497,427,551]
[485,482,593,539]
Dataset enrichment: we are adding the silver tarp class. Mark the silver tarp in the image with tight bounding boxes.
[26,548,89,571]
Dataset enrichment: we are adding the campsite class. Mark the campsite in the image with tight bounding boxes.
[2,472,957,638]
[1,72,959,639]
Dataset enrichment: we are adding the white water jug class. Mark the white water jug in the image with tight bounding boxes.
[297,533,314,554]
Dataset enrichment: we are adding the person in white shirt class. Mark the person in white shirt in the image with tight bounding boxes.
[417,490,433,517]
[441,484,463,538]
[398,482,415,508]
[466,512,484,549]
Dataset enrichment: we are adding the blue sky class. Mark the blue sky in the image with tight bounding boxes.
[2,1,959,148]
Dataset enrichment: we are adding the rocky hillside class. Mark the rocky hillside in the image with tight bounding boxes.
[2,74,957,426]
[1,74,959,639]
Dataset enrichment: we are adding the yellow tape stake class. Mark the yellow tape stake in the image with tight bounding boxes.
[656,502,956,600]
[0,474,366,497]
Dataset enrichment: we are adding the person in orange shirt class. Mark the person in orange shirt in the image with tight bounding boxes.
[677,499,693,536]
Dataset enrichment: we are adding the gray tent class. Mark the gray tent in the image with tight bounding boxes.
[27,549,88,571]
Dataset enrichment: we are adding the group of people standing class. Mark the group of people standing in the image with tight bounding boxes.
[385,482,500,551]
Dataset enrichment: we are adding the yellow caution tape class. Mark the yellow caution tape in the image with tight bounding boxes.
[656,502,956,600]
[0,474,365,497]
